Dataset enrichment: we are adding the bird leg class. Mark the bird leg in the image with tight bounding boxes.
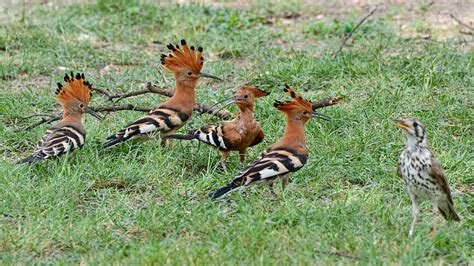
[268,182,277,198]
[239,150,246,163]
[220,150,229,171]
[430,202,438,237]
[281,175,289,191]
[408,194,420,237]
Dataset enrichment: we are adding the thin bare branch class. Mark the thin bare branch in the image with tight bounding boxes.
[91,87,113,100]
[157,66,169,84]
[450,13,474,31]
[93,104,152,113]
[14,115,61,132]
[333,7,377,58]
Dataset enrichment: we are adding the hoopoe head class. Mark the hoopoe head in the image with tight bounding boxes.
[393,118,427,145]
[234,86,270,111]
[160,39,222,88]
[209,86,270,113]
[56,72,102,120]
[274,84,330,124]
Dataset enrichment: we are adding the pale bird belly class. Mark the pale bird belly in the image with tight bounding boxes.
[404,171,443,201]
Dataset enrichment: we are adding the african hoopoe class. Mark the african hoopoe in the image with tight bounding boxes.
[165,86,269,163]
[210,85,330,199]
[17,72,102,164]
[103,39,222,148]
[394,118,460,237]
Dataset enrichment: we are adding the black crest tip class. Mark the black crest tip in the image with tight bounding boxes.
[190,46,195,50]
[167,43,176,51]
[198,47,203,52]
[180,39,186,45]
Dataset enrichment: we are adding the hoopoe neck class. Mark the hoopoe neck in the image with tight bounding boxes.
[62,111,83,123]
[275,119,307,154]
[237,108,254,121]
[283,119,306,142]
[167,81,196,113]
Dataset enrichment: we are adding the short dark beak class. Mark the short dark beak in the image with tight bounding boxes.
[312,112,330,121]
[199,72,223,81]
[86,107,103,120]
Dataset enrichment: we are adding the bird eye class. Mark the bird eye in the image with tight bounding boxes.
[244,95,249,99]
[187,72,192,76]
[303,111,308,115]
[79,103,84,108]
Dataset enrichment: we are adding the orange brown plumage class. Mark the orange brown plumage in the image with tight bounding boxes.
[210,85,329,199]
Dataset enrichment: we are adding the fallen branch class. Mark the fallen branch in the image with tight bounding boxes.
[333,7,377,58]
[93,104,151,113]
[14,116,61,132]
[16,83,342,132]
[312,96,343,110]
[449,13,473,31]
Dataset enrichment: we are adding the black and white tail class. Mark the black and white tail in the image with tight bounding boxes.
[210,178,244,200]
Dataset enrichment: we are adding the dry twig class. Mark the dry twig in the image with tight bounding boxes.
[333,8,378,58]
[449,13,474,31]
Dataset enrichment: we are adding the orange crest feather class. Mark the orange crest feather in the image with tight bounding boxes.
[244,87,270,98]
[274,85,312,112]
[56,72,92,106]
[160,39,204,74]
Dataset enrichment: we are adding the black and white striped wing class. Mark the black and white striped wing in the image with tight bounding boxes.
[104,106,190,148]
[19,125,86,163]
[192,125,231,150]
[235,147,308,185]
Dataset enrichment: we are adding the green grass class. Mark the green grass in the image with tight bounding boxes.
[1,1,473,264]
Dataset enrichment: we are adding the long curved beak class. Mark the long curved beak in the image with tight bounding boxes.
[199,72,223,81]
[86,107,103,120]
[312,112,330,121]
[211,100,236,116]
[392,119,408,129]
[209,96,236,110]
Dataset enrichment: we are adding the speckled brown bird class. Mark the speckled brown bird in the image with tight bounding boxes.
[210,85,329,199]
[394,118,460,237]
[165,86,269,164]
[103,39,222,148]
[18,72,102,164]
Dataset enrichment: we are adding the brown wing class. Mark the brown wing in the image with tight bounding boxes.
[220,123,242,149]
[249,129,264,147]
[429,154,454,204]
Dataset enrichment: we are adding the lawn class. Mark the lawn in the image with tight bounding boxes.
[0,0,472,264]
